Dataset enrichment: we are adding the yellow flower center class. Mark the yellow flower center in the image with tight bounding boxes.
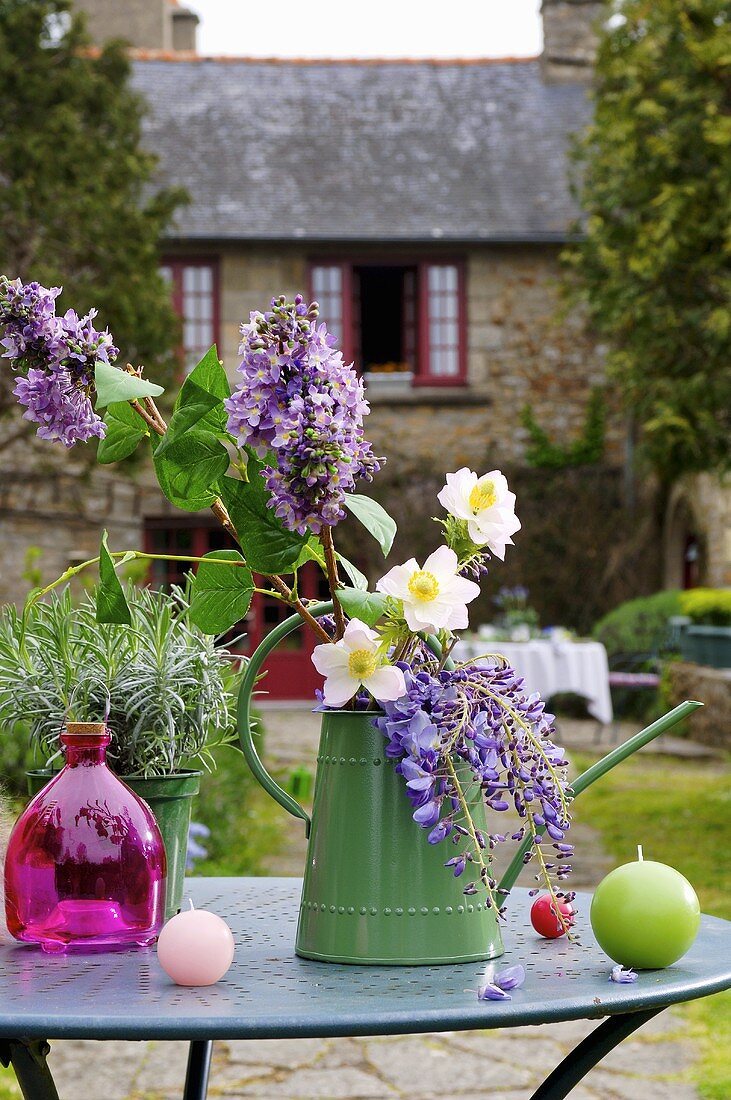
[407,570,440,602]
[348,649,377,679]
[469,480,497,515]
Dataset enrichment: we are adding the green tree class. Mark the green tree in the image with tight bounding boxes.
[0,0,185,421]
[565,0,731,482]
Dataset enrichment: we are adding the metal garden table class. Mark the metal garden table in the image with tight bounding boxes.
[1,877,730,1100]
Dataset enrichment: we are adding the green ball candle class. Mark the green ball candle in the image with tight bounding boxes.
[590,847,700,969]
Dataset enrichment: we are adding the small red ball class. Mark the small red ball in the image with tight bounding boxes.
[530,894,574,939]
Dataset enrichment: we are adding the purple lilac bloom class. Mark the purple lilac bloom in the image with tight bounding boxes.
[374,659,573,908]
[0,277,116,446]
[14,369,106,447]
[224,294,380,535]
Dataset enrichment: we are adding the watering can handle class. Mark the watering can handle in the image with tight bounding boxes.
[237,600,454,838]
[237,601,336,838]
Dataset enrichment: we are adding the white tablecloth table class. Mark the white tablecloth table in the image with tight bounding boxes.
[451,638,613,725]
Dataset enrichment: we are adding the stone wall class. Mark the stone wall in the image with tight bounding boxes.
[0,442,143,606]
[664,473,731,589]
[666,661,731,749]
[212,242,619,471]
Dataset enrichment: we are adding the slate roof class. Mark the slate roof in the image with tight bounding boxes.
[132,56,591,243]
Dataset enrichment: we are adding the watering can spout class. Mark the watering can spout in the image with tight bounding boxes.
[496,699,704,900]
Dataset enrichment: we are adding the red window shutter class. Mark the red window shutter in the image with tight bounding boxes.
[416,261,467,385]
[308,262,354,365]
[160,257,221,376]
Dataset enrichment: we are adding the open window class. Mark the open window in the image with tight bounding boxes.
[309,259,466,387]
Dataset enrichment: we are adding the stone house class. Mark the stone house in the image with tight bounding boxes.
[1,0,727,693]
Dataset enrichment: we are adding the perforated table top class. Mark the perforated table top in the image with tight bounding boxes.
[1,879,729,1042]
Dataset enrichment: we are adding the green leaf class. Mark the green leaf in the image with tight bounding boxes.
[94,361,164,408]
[96,531,132,625]
[97,401,148,464]
[344,494,397,557]
[161,346,231,445]
[156,387,222,455]
[153,430,230,512]
[337,553,368,591]
[290,538,327,573]
[179,346,230,404]
[220,470,308,574]
[337,587,388,627]
[188,550,254,634]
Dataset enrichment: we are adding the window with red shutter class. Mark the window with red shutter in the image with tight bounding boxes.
[309,258,466,386]
[160,257,220,376]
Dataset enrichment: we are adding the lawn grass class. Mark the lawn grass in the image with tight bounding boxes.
[571,749,731,1099]
[0,1072,19,1099]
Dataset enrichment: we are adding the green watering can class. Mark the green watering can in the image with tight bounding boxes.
[238,601,701,966]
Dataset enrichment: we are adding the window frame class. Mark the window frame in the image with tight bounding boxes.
[307,256,468,387]
[160,255,221,377]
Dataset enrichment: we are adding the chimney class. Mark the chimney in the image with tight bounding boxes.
[73,0,168,49]
[170,5,199,52]
[541,0,604,83]
[72,0,198,52]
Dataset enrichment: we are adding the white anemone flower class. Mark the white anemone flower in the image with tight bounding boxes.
[376,545,480,634]
[437,467,521,559]
[311,618,406,708]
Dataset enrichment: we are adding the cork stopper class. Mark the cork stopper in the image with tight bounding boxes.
[64,722,108,736]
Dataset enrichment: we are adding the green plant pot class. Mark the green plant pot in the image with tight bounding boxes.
[26,769,201,921]
[679,625,731,670]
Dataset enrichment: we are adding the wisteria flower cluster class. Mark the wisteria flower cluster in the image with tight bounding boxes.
[0,277,116,447]
[225,294,380,534]
[373,660,573,916]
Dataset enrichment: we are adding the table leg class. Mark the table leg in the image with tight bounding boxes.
[183,1040,213,1100]
[0,1038,60,1100]
[529,1007,663,1100]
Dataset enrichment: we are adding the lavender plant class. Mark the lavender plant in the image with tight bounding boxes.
[0,585,235,776]
[0,280,572,925]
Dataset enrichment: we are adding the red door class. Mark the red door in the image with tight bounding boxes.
[246,565,330,701]
[144,519,327,701]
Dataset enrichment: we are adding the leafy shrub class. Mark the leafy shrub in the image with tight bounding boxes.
[592,590,682,658]
[680,589,731,626]
[0,585,237,777]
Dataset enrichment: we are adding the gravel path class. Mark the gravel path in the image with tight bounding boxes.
[42,711,705,1100]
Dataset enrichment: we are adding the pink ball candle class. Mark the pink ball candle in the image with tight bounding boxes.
[157,903,235,986]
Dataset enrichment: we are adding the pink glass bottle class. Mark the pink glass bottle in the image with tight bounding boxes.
[4,723,166,953]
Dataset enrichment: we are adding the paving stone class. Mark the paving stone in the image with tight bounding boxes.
[231,1065,393,1097]
[222,1037,330,1069]
[503,1019,600,1047]
[581,1070,699,1099]
[448,1030,566,1067]
[600,1037,695,1076]
[48,1039,140,1100]
[362,1035,533,1093]
[455,1091,599,1100]
[131,1040,190,1092]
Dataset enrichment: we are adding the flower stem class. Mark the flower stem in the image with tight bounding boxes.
[319,526,345,639]
[124,389,331,643]
[444,755,498,914]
